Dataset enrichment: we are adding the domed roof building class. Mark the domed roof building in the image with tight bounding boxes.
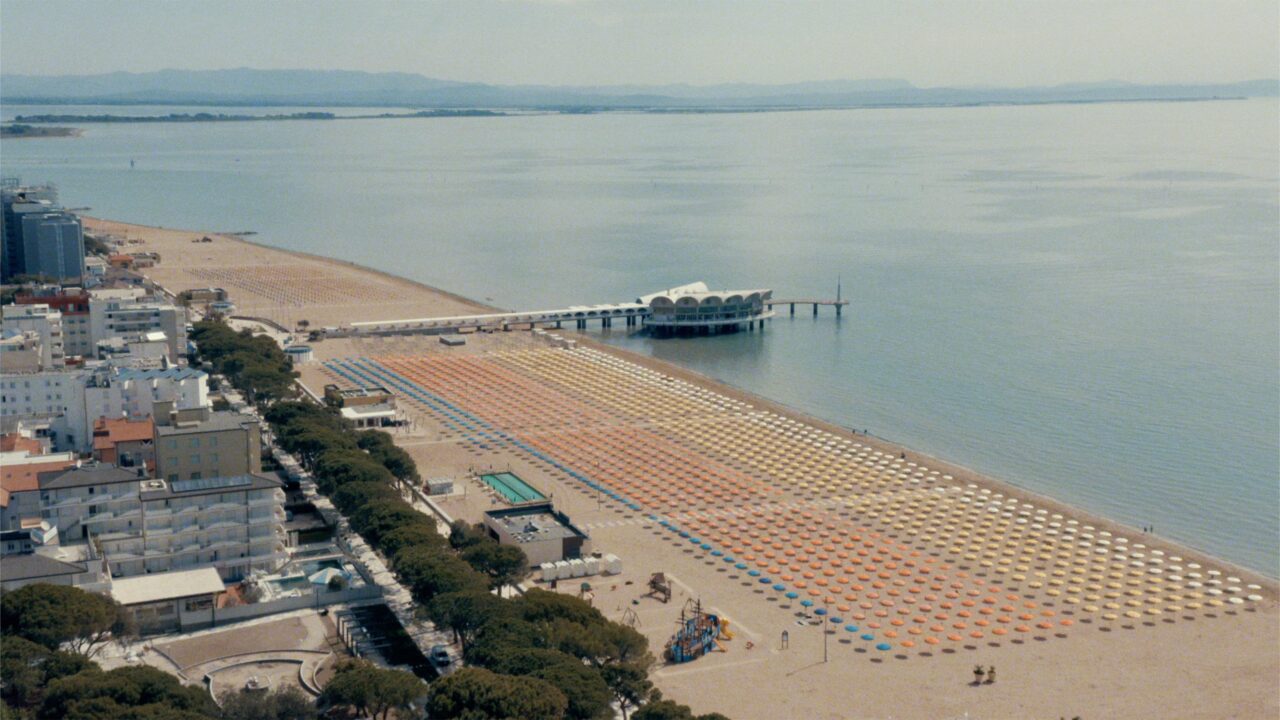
[638,282,773,336]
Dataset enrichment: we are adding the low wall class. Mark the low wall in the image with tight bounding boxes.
[188,584,382,630]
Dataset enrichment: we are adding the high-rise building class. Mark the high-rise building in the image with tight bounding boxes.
[1,181,60,282]
[20,211,85,284]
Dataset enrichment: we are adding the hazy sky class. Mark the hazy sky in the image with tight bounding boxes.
[1,0,1276,86]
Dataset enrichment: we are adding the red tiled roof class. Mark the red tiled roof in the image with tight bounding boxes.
[92,417,155,450]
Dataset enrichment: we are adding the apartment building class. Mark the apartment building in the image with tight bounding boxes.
[154,409,261,483]
[2,365,209,452]
[18,463,286,581]
[88,288,186,362]
[1,303,65,369]
[16,286,93,356]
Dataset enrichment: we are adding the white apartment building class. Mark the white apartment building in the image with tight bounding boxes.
[0,330,44,374]
[2,365,209,452]
[32,464,286,581]
[88,289,187,362]
[1,303,64,370]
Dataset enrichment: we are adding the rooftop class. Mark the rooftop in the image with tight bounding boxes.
[93,417,155,450]
[111,566,224,605]
[138,473,282,501]
[340,403,396,420]
[155,411,256,436]
[38,463,143,490]
[638,281,773,305]
[2,550,87,582]
[115,366,206,382]
[485,503,588,544]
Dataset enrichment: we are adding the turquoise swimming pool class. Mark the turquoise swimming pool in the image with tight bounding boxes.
[480,472,545,503]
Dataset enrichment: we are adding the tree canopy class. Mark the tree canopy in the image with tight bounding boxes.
[39,665,216,720]
[318,660,422,720]
[1,584,132,657]
[425,667,567,720]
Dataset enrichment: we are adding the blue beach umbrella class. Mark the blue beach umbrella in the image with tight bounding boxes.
[829,617,843,624]
[845,625,859,633]
[876,643,892,651]
[801,600,814,608]
[758,577,771,584]
[785,592,799,600]
[735,563,748,570]
[711,551,724,557]
[748,570,761,577]
[861,633,875,641]
[814,608,827,616]
[773,584,786,592]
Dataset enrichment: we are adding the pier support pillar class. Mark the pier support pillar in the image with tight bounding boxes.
[836,304,842,317]
[813,304,818,317]
[790,303,795,316]
[556,321,562,328]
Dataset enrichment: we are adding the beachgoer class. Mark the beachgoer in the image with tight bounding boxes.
[781,630,789,649]
[987,666,996,683]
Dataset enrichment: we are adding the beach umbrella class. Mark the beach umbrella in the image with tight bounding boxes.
[829,617,843,624]
[861,633,875,641]
[814,608,827,616]
[876,643,892,651]
[801,600,814,608]
[845,625,859,633]
[774,584,787,592]
[735,563,748,570]
[786,592,800,600]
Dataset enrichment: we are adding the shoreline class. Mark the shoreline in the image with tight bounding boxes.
[86,214,1278,589]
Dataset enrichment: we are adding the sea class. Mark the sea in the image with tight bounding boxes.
[3,99,1277,575]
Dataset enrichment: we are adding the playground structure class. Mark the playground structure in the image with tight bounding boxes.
[646,572,672,604]
[663,599,732,664]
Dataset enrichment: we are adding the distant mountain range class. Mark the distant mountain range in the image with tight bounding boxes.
[2,68,1276,110]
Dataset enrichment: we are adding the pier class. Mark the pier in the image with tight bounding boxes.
[326,281,847,339]
[768,298,850,317]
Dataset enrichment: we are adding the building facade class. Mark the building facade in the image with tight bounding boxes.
[2,303,65,369]
[22,464,285,581]
[20,211,85,284]
[88,289,186,362]
[154,409,262,483]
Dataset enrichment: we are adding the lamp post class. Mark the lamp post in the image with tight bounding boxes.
[823,598,830,663]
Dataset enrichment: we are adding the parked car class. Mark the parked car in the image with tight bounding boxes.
[429,645,451,665]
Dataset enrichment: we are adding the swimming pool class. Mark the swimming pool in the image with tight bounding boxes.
[264,558,348,596]
[480,472,546,503]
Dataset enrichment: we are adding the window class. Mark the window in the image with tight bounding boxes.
[209,453,218,465]
[167,474,178,482]
[190,472,202,480]
[209,437,218,447]
[190,454,200,464]
[190,438,200,448]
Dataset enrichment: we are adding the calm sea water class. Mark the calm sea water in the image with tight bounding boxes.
[3,100,1277,574]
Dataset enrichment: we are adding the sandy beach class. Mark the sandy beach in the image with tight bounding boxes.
[105,216,1279,719]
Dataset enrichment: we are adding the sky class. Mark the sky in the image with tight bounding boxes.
[1,0,1276,87]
